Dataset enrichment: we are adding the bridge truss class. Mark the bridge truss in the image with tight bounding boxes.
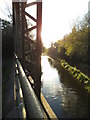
[13,0,42,99]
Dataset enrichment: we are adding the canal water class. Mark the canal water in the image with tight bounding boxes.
[41,56,88,118]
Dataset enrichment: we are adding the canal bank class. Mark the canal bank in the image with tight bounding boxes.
[41,55,89,118]
[48,56,90,94]
[60,59,90,93]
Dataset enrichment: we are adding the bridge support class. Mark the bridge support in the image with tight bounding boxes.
[13,0,42,99]
[35,1,42,100]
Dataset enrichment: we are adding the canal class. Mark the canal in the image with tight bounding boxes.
[41,55,88,118]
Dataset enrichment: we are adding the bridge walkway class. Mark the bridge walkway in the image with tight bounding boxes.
[2,56,57,119]
[2,57,19,118]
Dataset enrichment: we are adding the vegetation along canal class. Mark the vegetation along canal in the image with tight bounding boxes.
[41,55,88,118]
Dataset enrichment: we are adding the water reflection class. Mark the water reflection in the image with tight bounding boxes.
[41,56,88,118]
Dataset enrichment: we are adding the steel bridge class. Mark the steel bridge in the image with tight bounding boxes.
[13,0,42,99]
[11,0,58,119]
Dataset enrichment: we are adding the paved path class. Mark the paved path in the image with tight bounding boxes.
[3,57,19,119]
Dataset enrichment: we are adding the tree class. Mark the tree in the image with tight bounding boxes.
[48,13,88,64]
[2,19,14,58]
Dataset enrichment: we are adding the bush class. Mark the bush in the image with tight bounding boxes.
[60,59,90,93]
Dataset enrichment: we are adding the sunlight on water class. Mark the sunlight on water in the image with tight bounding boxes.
[41,56,88,118]
[41,56,60,82]
[41,56,63,100]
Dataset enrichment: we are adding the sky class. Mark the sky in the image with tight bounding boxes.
[0,0,89,48]
[0,0,12,20]
[42,0,89,48]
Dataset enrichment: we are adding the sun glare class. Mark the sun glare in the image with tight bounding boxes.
[0,0,88,48]
[42,0,89,48]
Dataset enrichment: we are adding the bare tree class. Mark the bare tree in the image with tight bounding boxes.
[0,0,12,22]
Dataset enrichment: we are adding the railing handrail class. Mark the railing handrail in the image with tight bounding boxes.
[15,54,46,119]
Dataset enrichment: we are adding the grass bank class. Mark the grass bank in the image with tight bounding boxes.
[59,59,90,93]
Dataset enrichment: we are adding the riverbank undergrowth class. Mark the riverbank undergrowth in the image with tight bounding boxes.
[59,59,90,93]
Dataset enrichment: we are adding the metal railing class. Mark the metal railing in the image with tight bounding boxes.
[15,54,46,119]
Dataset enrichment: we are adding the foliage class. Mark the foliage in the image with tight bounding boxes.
[42,46,48,55]
[2,19,14,58]
[47,14,88,64]
[47,42,59,59]
[60,59,90,93]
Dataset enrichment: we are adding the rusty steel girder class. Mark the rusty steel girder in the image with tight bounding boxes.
[13,0,42,99]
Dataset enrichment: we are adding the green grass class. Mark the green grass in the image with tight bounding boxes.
[60,59,90,93]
